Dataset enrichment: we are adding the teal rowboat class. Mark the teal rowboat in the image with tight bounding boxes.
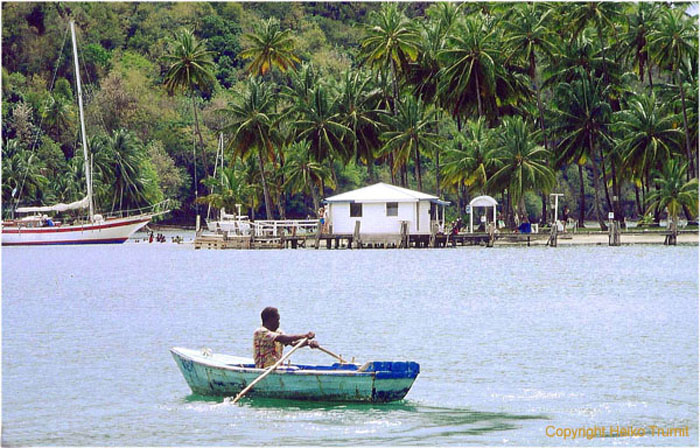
[170,347,420,402]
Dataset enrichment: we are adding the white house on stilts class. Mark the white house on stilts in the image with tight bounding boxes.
[323,183,450,248]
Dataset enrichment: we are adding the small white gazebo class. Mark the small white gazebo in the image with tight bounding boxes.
[468,195,498,233]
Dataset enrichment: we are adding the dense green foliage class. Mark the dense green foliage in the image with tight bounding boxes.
[2,2,698,226]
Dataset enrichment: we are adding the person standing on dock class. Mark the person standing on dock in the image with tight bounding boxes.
[253,306,319,368]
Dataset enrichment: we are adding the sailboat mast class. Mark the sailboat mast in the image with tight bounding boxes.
[70,21,94,220]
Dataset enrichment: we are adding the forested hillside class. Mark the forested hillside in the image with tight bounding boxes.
[2,2,698,227]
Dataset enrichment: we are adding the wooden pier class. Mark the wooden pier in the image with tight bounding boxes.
[194,232,449,250]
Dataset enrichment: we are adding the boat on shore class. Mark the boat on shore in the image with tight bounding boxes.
[170,347,420,402]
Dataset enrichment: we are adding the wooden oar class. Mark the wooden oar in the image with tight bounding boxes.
[316,345,349,364]
[231,338,308,404]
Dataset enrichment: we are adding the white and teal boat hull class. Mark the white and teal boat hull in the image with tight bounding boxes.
[170,347,419,403]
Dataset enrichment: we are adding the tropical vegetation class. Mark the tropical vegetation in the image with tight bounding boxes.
[2,2,697,227]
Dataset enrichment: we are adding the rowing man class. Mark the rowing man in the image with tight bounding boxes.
[254,306,319,368]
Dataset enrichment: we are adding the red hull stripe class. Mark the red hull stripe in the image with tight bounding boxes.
[3,237,128,246]
[2,218,149,234]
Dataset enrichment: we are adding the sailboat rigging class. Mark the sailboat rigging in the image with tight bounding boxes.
[2,21,169,246]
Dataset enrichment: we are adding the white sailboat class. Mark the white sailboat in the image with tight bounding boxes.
[2,21,168,246]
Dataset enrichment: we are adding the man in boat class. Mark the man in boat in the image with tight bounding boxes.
[254,306,320,368]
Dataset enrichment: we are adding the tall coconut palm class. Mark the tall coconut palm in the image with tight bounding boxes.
[504,3,558,223]
[620,2,660,91]
[380,96,440,191]
[360,3,420,186]
[487,116,555,217]
[240,18,300,77]
[564,2,622,84]
[615,93,683,183]
[441,117,495,197]
[284,140,335,213]
[221,78,277,219]
[337,70,384,182]
[648,8,698,178]
[163,28,216,178]
[103,129,150,212]
[645,159,698,238]
[437,14,499,121]
[2,139,48,209]
[550,74,611,229]
[198,165,258,214]
[503,3,557,151]
[292,85,352,173]
[360,3,420,115]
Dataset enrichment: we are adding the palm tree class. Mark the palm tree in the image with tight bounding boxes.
[163,28,216,177]
[2,139,48,210]
[503,3,558,223]
[198,165,258,214]
[551,74,612,230]
[648,8,698,177]
[337,70,384,182]
[438,14,499,121]
[41,95,75,153]
[564,2,622,84]
[616,93,683,184]
[103,129,150,212]
[221,78,277,220]
[291,85,352,174]
[283,140,335,213]
[645,159,698,242]
[487,116,555,218]
[361,3,420,115]
[361,3,420,186]
[504,3,557,151]
[441,117,495,197]
[620,2,660,91]
[240,18,300,76]
[380,96,440,191]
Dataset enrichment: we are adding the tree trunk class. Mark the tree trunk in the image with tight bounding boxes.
[309,180,320,214]
[578,163,586,228]
[435,146,440,196]
[588,135,608,231]
[676,68,697,178]
[599,147,613,210]
[647,61,654,92]
[610,158,622,223]
[414,138,423,192]
[192,96,209,179]
[474,67,483,117]
[634,183,643,216]
[257,149,273,220]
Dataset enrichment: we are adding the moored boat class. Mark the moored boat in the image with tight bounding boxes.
[1,21,168,246]
[170,347,419,402]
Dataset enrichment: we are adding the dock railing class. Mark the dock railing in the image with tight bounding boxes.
[250,219,320,237]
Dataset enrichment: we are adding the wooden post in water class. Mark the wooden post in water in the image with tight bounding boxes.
[608,218,621,246]
[314,221,322,249]
[548,222,558,247]
[665,218,678,246]
[486,222,495,248]
[399,221,408,248]
[353,221,361,249]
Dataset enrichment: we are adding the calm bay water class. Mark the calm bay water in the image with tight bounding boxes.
[2,239,698,446]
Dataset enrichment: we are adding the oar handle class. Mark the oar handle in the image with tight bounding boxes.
[317,345,349,364]
[231,337,308,404]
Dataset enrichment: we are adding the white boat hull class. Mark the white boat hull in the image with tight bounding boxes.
[171,347,419,402]
[2,215,151,246]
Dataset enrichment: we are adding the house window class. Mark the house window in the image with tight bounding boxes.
[386,202,398,217]
[430,203,437,220]
[350,203,363,217]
